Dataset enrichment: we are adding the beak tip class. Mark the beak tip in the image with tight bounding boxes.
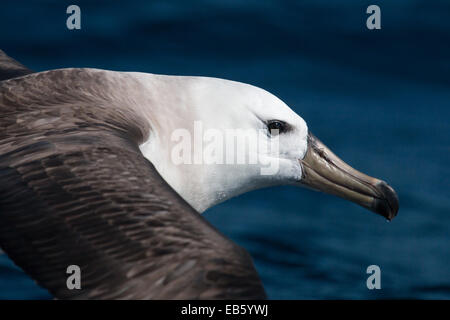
[373,181,399,221]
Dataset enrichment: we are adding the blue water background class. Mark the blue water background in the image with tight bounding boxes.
[0,0,449,299]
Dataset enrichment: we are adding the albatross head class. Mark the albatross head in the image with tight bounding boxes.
[137,74,399,220]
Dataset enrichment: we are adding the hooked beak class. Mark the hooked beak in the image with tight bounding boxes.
[299,133,399,220]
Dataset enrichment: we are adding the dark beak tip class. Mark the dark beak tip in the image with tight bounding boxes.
[373,181,399,221]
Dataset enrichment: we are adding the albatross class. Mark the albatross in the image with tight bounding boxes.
[0,50,398,299]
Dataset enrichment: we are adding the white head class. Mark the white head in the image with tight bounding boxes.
[134,73,398,220]
[136,75,308,212]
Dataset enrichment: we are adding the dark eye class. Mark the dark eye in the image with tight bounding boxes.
[267,120,286,135]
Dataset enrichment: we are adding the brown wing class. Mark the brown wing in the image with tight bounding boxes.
[0,49,33,81]
[0,70,266,299]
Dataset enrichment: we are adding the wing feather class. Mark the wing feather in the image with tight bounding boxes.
[0,49,33,81]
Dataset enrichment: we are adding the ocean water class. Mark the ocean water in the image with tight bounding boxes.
[0,0,449,299]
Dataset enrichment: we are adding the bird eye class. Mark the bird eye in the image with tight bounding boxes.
[267,120,286,135]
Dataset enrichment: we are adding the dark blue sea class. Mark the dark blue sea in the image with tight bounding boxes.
[0,0,449,299]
